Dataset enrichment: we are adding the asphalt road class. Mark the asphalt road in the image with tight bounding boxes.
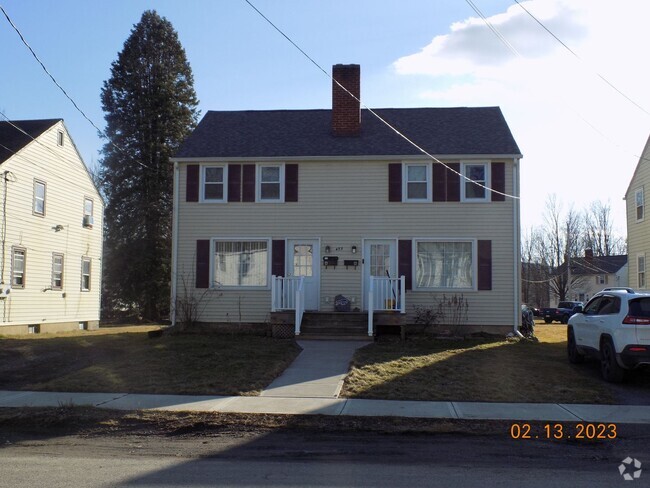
[1,428,649,487]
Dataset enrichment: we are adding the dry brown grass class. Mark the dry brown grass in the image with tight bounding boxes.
[341,325,617,404]
[0,326,300,396]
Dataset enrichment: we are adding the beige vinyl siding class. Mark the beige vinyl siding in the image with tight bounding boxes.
[626,137,650,290]
[0,121,103,328]
[176,159,517,326]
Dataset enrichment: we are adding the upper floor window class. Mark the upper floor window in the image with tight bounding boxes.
[403,163,430,201]
[57,130,64,146]
[461,163,489,202]
[202,166,226,202]
[12,247,26,288]
[257,165,284,202]
[638,254,646,289]
[636,188,644,221]
[33,179,46,216]
[83,197,94,227]
[52,253,64,290]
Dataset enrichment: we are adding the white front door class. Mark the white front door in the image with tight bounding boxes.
[287,239,320,311]
[363,239,397,310]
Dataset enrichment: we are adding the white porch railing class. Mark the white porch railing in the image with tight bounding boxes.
[368,275,406,336]
[271,275,306,335]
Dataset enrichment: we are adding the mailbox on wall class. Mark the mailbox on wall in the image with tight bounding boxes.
[323,256,339,268]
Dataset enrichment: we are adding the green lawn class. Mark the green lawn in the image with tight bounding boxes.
[0,326,300,396]
[341,325,632,404]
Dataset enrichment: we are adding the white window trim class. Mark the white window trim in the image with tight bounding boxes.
[412,238,477,291]
[52,252,64,290]
[256,164,285,203]
[210,238,271,290]
[200,164,228,203]
[460,161,490,203]
[402,162,432,202]
[81,256,91,292]
[12,246,26,289]
[638,253,646,289]
[635,187,644,222]
[57,130,64,146]
[33,179,46,216]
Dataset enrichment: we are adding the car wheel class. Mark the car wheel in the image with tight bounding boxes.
[561,314,569,324]
[567,328,584,364]
[600,340,625,383]
[544,318,552,324]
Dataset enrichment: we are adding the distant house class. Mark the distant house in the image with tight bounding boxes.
[170,64,523,336]
[556,250,628,305]
[0,119,103,334]
[626,134,650,291]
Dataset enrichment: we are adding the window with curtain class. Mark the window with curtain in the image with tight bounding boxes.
[214,240,268,287]
[416,241,473,289]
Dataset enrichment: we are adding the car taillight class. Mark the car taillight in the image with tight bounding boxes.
[623,315,650,325]
[629,347,648,352]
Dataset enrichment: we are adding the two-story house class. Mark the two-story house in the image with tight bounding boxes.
[171,64,522,336]
[626,134,650,291]
[0,119,103,334]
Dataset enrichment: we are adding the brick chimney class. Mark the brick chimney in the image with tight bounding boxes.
[585,248,594,259]
[332,64,361,136]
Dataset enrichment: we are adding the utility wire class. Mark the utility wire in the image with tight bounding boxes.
[243,0,519,201]
[513,0,650,117]
[0,4,151,171]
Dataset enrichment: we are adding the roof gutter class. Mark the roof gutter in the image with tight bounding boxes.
[170,153,524,163]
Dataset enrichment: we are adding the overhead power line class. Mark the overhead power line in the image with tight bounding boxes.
[513,0,650,117]
[0,4,151,170]
[243,0,520,201]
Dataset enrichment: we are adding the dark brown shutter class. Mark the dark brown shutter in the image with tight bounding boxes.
[186,165,199,202]
[491,162,505,202]
[272,240,286,277]
[446,163,460,202]
[398,240,413,290]
[432,163,446,202]
[242,164,256,202]
[285,164,299,202]
[228,164,241,202]
[477,240,492,291]
[196,240,210,288]
[388,163,402,202]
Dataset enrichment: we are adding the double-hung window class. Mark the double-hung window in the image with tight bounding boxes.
[461,163,489,202]
[638,254,646,289]
[213,240,269,287]
[33,179,46,216]
[202,166,226,202]
[636,188,644,221]
[12,247,26,288]
[52,253,64,290]
[404,163,430,201]
[257,165,284,202]
[415,240,474,289]
[81,257,91,291]
[83,197,94,227]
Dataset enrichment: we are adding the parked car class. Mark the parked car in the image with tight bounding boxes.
[541,301,583,324]
[567,288,650,382]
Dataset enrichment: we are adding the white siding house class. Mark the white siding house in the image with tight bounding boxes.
[0,119,103,334]
[171,65,523,336]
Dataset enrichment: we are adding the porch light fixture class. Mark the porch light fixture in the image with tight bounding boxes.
[351,245,357,254]
[325,245,331,253]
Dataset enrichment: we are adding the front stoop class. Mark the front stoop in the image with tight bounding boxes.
[270,311,407,340]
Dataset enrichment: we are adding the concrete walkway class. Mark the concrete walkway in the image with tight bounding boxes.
[2,339,649,423]
[261,340,367,398]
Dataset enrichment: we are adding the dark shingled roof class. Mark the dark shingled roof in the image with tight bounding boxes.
[0,119,61,164]
[559,255,628,276]
[175,107,521,159]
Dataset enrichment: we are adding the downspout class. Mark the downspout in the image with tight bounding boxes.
[170,162,180,327]
[513,157,523,338]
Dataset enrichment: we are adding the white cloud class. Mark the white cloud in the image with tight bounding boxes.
[392,0,650,234]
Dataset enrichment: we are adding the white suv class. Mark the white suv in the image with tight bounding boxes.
[567,288,650,382]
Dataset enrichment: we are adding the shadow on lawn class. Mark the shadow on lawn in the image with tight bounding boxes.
[344,336,650,405]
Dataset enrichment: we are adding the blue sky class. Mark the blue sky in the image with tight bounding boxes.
[2,0,650,235]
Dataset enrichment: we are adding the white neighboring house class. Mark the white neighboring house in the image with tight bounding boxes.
[0,119,103,334]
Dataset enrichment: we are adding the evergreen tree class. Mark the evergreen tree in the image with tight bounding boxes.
[100,10,199,320]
